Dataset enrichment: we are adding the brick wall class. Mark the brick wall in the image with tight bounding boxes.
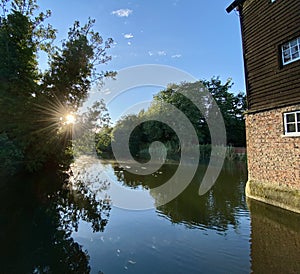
[246,104,300,188]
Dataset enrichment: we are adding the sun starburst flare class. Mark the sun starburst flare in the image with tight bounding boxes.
[64,114,76,125]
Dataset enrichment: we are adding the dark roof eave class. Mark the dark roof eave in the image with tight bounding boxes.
[226,0,245,13]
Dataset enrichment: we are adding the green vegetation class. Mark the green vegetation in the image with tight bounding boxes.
[0,0,114,175]
[0,0,246,175]
[98,78,246,162]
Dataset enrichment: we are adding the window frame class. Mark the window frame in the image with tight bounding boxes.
[281,37,300,66]
[283,110,300,137]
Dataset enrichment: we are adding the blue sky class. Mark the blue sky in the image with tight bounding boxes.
[38,0,244,121]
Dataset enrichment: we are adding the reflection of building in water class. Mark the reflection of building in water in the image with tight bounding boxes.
[248,199,300,273]
[226,0,300,213]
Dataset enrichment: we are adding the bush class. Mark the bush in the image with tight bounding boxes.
[0,133,24,175]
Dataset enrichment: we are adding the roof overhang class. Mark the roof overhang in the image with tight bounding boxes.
[226,0,245,13]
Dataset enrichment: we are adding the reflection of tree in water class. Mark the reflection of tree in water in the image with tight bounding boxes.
[112,162,176,189]
[112,161,247,232]
[0,169,111,273]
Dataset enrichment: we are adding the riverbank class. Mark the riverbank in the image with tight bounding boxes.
[98,145,247,163]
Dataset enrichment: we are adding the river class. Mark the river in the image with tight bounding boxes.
[0,157,300,273]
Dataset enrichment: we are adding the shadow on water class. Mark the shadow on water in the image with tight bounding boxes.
[0,169,111,273]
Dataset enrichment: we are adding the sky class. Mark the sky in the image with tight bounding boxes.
[38,0,244,122]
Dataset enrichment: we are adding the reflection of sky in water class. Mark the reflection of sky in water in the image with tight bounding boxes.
[71,156,253,273]
[71,156,155,210]
[73,207,251,274]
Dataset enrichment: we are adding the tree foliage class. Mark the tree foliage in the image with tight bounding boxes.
[111,78,246,161]
[0,0,114,174]
[201,77,246,146]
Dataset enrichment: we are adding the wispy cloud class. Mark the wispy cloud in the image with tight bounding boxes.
[148,50,168,57]
[127,41,132,46]
[112,9,133,17]
[124,33,134,39]
[171,54,182,58]
[157,51,167,56]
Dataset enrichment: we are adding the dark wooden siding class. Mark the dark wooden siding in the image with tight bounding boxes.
[240,0,300,112]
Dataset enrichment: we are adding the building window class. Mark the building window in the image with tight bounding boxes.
[281,37,300,65]
[284,111,300,136]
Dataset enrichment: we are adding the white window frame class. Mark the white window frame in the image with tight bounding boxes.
[283,110,300,136]
[281,37,300,65]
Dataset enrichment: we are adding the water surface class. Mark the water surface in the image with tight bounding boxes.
[1,159,300,273]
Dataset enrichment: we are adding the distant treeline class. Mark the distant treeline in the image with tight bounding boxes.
[96,78,247,161]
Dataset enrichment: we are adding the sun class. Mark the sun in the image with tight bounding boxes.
[65,114,76,125]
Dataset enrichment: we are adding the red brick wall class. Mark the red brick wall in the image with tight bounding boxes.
[246,105,300,187]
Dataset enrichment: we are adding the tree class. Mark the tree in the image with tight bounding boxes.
[150,78,246,147]
[110,78,246,161]
[96,126,113,157]
[73,100,111,157]
[202,77,246,146]
[0,0,115,174]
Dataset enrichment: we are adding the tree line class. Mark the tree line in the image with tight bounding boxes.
[96,78,247,161]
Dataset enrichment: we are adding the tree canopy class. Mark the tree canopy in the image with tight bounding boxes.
[0,0,115,174]
[109,78,246,161]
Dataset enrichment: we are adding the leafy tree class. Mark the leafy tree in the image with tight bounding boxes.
[202,77,246,146]
[110,78,246,161]
[148,78,246,147]
[0,0,115,174]
[73,100,111,157]
[96,126,113,157]
[111,114,143,159]
[0,133,23,174]
[41,19,115,109]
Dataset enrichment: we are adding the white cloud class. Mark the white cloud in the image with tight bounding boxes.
[124,33,134,39]
[127,41,132,46]
[157,51,167,56]
[171,54,182,58]
[148,50,168,57]
[112,9,133,17]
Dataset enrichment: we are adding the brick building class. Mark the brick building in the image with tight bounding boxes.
[227,0,300,213]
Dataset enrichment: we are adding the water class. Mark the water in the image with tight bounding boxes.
[1,158,300,273]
